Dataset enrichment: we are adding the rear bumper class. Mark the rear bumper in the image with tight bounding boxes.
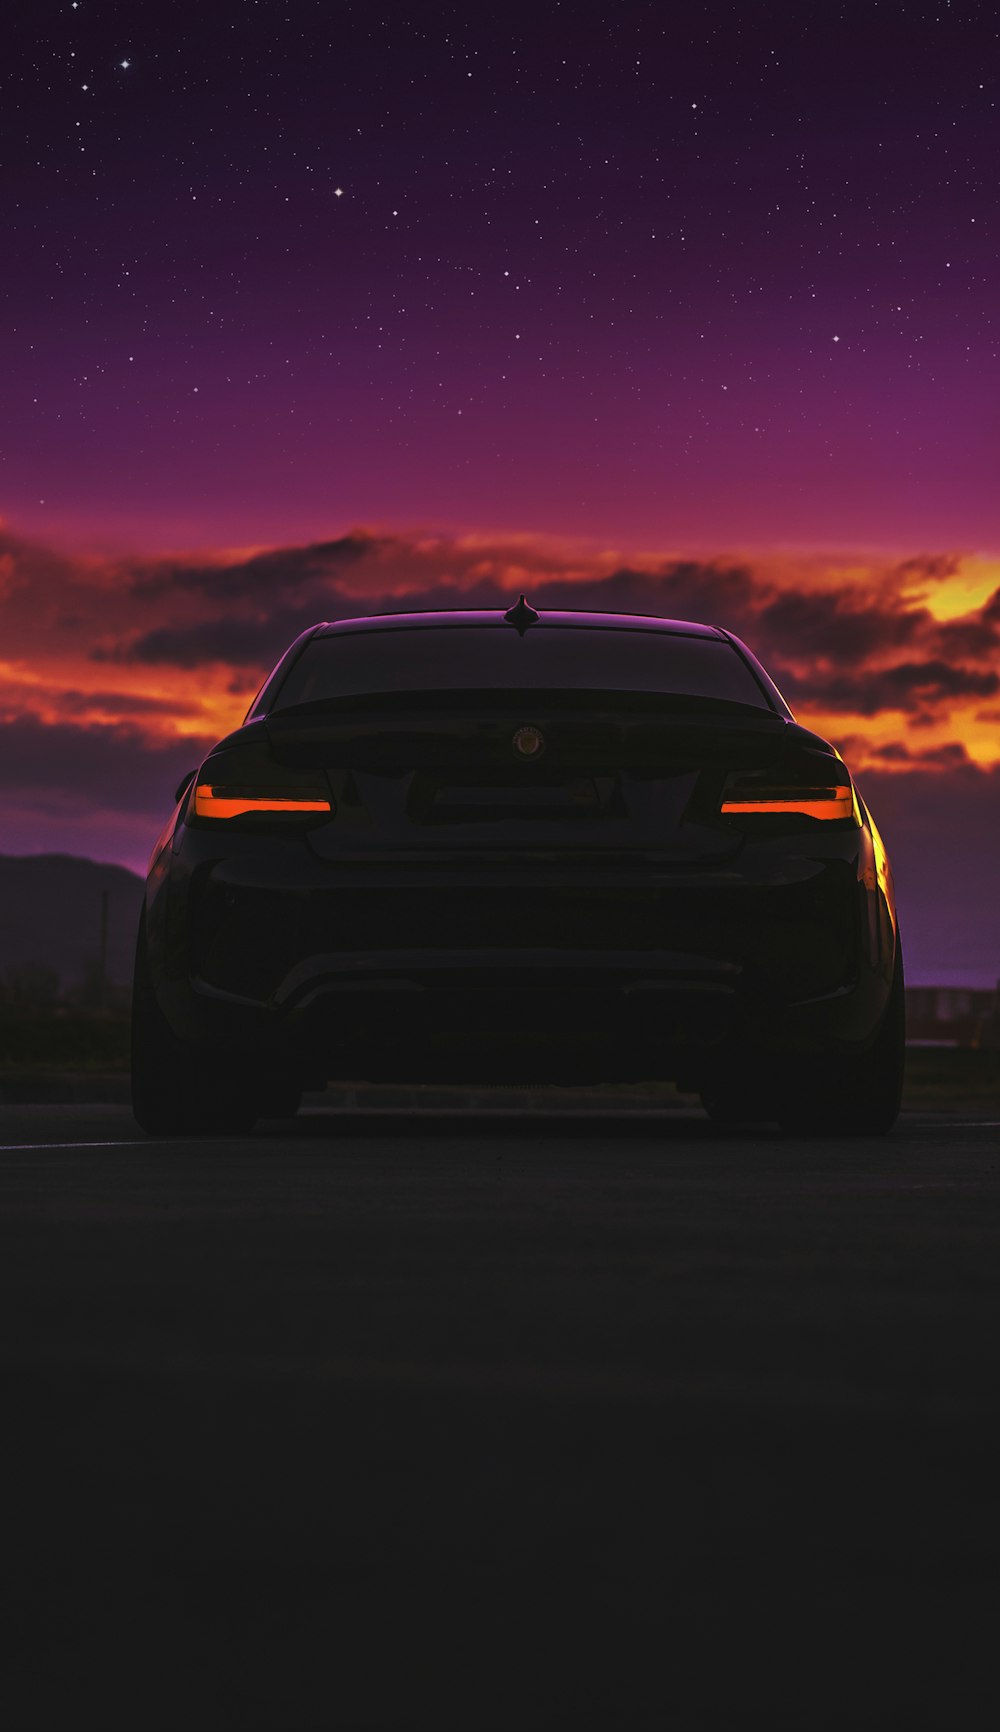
[147,839,893,1084]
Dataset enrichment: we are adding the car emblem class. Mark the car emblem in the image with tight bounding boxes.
[512,726,544,758]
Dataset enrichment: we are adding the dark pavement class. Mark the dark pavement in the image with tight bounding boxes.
[3,1103,1000,1728]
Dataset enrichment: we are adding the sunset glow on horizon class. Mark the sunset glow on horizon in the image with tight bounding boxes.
[4,517,1000,771]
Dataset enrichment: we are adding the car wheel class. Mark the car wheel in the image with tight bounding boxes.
[778,944,905,1138]
[130,919,258,1136]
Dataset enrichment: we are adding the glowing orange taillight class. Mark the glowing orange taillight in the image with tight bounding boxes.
[721,781,855,820]
[194,783,332,820]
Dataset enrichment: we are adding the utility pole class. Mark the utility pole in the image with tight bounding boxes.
[98,888,109,1012]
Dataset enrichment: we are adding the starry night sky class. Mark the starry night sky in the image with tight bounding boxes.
[3,1,1000,983]
[6,0,999,549]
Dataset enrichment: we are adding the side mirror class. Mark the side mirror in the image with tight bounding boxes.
[174,769,196,805]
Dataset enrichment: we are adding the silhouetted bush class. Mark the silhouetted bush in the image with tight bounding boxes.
[0,1009,130,1069]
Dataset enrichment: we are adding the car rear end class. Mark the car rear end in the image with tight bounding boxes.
[142,613,897,1102]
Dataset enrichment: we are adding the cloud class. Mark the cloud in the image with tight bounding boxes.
[72,534,992,709]
[865,740,972,767]
[52,689,196,717]
[778,659,1000,716]
[92,612,323,670]
[3,522,1000,822]
[0,686,204,724]
[0,716,213,812]
[933,615,1000,660]
[77,543,1000,762]
[128,533,376,602]
[102,555,776,675]
[752,588,927,664]
[891,553,963,587]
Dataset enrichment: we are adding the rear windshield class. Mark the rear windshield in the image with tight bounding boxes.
[268,626,772,712]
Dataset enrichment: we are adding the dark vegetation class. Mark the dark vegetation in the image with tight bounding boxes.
[899,1043,1000,1108]
[0,853,140,1078]
[0,1006,131,1072]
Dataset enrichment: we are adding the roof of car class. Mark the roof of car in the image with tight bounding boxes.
[313,609,724,638]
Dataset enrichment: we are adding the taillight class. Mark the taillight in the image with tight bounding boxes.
[188,734,334,825]
[720,771,856,821]
[194,783,333,820]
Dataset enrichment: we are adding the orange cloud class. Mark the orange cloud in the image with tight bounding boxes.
[2,522,998,822]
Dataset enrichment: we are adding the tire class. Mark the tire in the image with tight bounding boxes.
[130,919,258,1136]
[778,943,905,1137]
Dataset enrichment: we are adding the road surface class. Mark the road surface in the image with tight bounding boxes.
[2,1103,999,1728]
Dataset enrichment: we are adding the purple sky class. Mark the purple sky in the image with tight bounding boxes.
[4,1,999,551]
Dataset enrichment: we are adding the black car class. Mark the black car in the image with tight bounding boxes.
[131,598,903,1134]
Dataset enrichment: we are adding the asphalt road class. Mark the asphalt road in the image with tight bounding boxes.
[3,1103,1000,1729]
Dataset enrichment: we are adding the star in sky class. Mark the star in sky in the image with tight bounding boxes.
[4,0,999,555]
